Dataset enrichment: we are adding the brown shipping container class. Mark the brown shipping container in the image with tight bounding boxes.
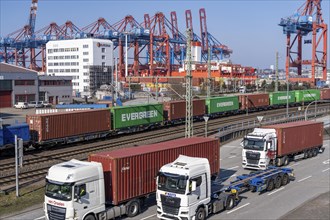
[239,93,269,110]
[88,137,220,205]
[163,99,205,121]
[27,109,111,142]
[263,121,323,156]
[320,88,330,100]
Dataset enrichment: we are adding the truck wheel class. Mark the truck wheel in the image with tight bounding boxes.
[275,176,282,189]
[195,207,206,220]
[126,199,140,217]
[303,151,308,159]
[312,148,318,157]
[250,185,257,192]
[225,195,235,210]
[282,174,289,186]
[266,179,274,191]
[84,215,96,220]
[283,156,289,166]
[307,150,313,158]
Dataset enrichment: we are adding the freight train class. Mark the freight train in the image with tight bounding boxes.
[1,88,329,153]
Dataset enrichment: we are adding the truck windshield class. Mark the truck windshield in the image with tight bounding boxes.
[243,138,265,151]
[158,172,187,194]
[45,179,73,201]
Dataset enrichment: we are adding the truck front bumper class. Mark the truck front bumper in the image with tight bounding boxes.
[157,205,190,220]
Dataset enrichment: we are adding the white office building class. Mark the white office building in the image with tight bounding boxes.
[46,38,113,97]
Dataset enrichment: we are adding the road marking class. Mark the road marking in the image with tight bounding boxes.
[228,155,237,159]
[267,187,285,196]
[221,174,237,180]
[228,166,239,170]
[140,214,156,220]
[34,217,45,220]
[298,175,312,182]
[227,203,250,214]
[323,159,330,165]
[288,162,300,167]
[322,168,330,172]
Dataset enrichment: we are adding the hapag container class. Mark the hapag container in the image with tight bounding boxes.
[88,137,220,205]
[320,88,330,100]
[206,96,239,114]
[263,121,323,156]
[111,103,163,130]
[294,89,320,102]
[163,99,205,121]
[239,93,269,110]
[269,91,295,105]
[27,109,111,143]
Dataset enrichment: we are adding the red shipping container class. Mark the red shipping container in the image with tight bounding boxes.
[27,109,111,142]
[320,88,330,100]
[88,137,220,205]
[263,121,323,156]
[163,99,205,121]
[239,93,269,110]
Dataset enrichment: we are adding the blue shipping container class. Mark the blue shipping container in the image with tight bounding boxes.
[2,123,30,146]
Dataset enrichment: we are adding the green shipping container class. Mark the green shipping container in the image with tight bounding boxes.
[294,90,320,102]
[269,91,295,105]
[111,103,164,129]
[206,96,239,114]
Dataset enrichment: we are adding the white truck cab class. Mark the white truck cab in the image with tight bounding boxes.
[44,159,105,220]
[241,128,277,170]
[156,155,212,220]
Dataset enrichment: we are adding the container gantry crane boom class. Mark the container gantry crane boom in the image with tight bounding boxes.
[279,0,327,84]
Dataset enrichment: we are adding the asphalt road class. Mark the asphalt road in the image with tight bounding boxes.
[4,133,329,220]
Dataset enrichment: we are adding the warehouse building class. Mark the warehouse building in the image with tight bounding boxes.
[46,38,114,97]
[0,63,39,108]
[0,63,73,108]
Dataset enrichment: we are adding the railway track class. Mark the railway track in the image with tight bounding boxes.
[0,105,329,193]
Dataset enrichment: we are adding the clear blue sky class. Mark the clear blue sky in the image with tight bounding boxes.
[1,0,329,69]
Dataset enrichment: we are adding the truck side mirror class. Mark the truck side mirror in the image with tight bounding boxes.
[74,186,81,201]
[191,181,197,192]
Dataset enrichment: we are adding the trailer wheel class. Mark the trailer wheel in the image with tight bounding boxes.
[283,156,289,166]
[307,150,313,158]
[126,199,140,217]
[225,195,235,210]
[266,179,274,191]
[195,207,206,220]
[275,176,282,189]
[303,151,308,159]
[282,174,289,186]
[312,148,318,157]
[84,214,96,220]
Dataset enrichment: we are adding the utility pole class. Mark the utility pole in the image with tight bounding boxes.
[275,51,279,92]
[185,28,193,138]
[207,47,211,98]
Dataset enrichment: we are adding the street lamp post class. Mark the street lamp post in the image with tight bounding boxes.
[304,100,330,121]
[286,78,289,118]
[125,33,128,78]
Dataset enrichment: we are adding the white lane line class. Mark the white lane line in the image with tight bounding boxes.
[228,155,237,159]
[288,162,300,167]
[298,175,312,182]
[221,174,237,180]
[140,214,156,220]
[267,187,285,196]
[322,168,330,172]
[228,166,239,170]
[34,217,45,220]
[227,203,250,214]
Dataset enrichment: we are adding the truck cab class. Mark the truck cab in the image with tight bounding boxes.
[44,159,105,220]
[241,128,277,170]
[156,155,212,220]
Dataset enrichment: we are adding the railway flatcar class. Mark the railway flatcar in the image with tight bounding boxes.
[205,96,239,116]
[238,93,270,111]
[111,103,164,131]
[26,109,111,146]
[163,99,205,122]
[269,91,296,106]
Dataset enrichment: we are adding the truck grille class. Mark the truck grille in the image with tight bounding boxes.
[247,159,259,165]
[162,205,180,215]
[47,204,66,220]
